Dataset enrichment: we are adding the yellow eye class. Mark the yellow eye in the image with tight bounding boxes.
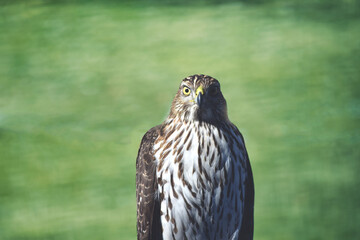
[182,87,191,96]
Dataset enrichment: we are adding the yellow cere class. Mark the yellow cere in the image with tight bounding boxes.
[196,86,204,96]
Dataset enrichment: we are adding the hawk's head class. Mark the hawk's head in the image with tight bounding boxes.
[169,74,228,124]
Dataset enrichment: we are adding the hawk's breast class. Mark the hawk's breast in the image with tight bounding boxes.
[154,120,248,240]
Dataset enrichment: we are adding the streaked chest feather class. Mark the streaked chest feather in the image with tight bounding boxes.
[154,120,248,240]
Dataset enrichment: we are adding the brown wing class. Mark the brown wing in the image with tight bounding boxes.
[136,125,163,240]
[231,125,254,240]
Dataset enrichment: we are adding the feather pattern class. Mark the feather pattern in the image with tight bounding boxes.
[154,120,249,239]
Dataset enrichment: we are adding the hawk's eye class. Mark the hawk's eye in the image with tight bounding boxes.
[182,87,191,96]
[209,86,219,96]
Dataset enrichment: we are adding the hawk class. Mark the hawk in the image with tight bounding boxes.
[136,74,254,240]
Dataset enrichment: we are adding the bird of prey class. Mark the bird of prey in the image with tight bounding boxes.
[136,74,254,240]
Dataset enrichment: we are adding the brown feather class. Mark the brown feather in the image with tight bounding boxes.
[136,125,163,240]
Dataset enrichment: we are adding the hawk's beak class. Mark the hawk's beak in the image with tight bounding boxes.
[195,86,204,106]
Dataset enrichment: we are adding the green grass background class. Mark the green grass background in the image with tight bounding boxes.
[0,0,359,239]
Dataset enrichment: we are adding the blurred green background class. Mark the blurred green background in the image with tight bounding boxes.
[0,0,359,239]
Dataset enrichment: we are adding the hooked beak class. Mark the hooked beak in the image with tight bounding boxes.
[195,86,204,106]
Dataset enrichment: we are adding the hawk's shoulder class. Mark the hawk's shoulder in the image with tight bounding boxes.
[138,125,162,154]
[136,125,163,240]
